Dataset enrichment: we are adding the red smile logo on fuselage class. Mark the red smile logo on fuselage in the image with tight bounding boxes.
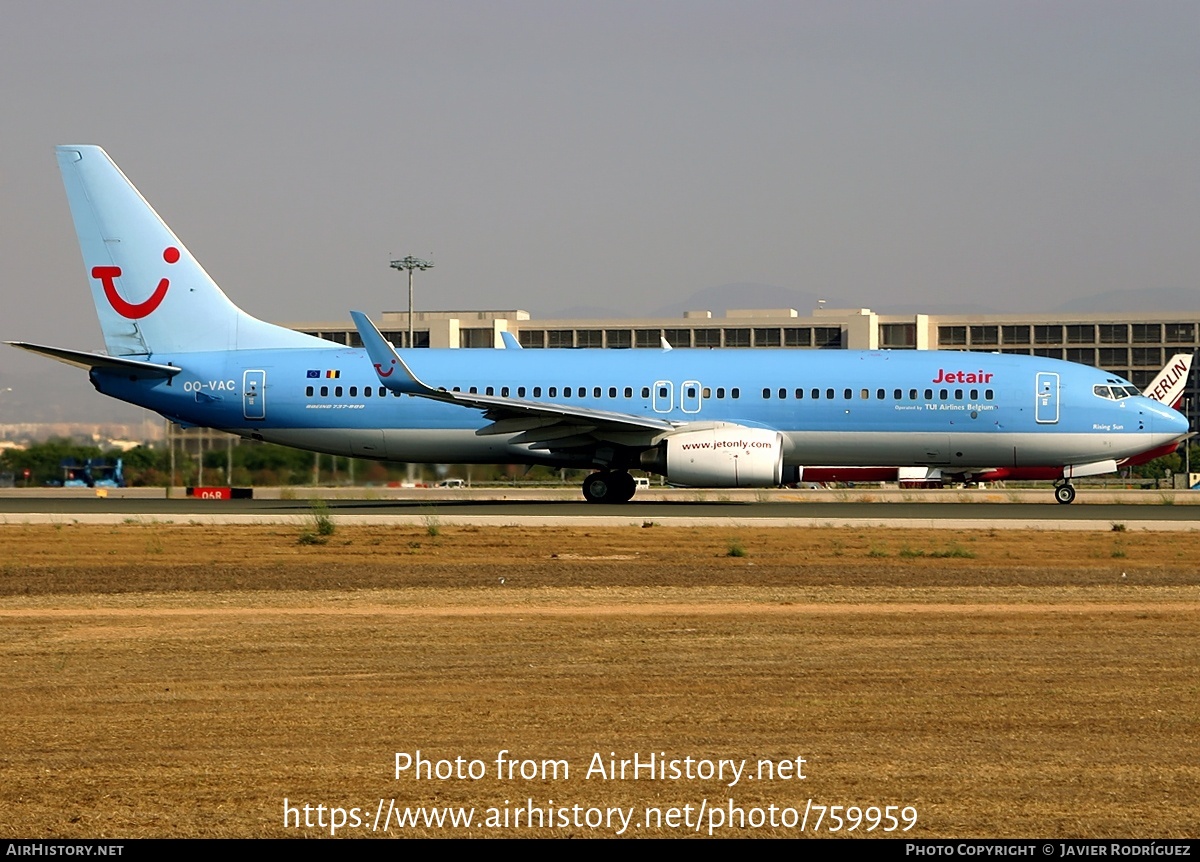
[92,246,179,319]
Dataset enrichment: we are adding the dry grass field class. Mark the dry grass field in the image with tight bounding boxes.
[1,521,1197,838]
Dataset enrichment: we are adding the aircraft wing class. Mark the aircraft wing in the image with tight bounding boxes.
[351,311,677,450]
[7,341,182,378]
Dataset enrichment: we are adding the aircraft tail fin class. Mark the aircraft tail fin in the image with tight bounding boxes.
[56,145,330,357]
[1142,353,1193,409]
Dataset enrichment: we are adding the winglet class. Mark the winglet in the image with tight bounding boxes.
[350,310,436,395]
[500,330,522,350]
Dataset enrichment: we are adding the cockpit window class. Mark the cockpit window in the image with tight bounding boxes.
[1094,384,1141,400]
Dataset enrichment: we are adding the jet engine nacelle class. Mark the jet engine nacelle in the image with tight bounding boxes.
[642,425,784,487]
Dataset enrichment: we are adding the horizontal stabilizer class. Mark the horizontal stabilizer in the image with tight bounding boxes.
[7,342,181,378]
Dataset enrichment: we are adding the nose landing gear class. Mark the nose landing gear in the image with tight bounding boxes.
[1054,482,1076,505]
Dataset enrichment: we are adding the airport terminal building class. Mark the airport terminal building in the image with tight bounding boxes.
[285,306,1200,428]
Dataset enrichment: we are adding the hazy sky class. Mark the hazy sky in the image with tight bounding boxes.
[2,1,1198,422]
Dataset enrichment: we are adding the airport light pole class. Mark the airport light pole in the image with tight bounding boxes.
[389,256,434,348]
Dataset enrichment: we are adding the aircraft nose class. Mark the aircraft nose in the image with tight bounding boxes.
[1153,402,1190,438]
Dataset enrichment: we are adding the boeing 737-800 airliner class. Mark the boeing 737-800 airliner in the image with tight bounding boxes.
[9,146,1191,503]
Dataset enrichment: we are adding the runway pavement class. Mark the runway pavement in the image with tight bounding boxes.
[1,492,1197,530]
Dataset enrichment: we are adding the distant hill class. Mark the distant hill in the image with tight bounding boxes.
[650,283,1010,319]
[548,282,1200,320]
[648,283,834,318]
[872,302,1004,316]
[540,304,629,320]
[1054,288,1200,314]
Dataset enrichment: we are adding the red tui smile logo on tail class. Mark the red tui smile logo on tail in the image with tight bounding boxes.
[92,246,179,319]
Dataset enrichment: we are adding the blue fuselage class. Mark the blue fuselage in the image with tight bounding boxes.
[91,346,1188,471]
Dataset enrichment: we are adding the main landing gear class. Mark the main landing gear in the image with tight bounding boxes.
[1054,482,1076,505]
[582,470,636,504]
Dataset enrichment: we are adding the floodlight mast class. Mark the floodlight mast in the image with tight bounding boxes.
[389,256,434,348]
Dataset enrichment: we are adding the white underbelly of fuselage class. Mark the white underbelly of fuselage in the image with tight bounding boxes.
[229,425,1165,470]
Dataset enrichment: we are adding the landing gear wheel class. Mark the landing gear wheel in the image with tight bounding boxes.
[1054,483,1076,505]
[583,471,637,504]
[582,471,614,504]
[613,471,636,503]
